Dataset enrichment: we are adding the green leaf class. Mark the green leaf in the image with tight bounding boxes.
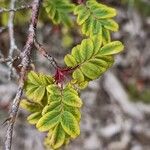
[65,38,115,82]
[64,105,81,121]
[49,124,66,149]
[36,84,82,148]
[20,99,42,113]
[91,34,103,54]
[102,28,111,45]
[44,0,75,26]
[47,84,82,108]
[72,68,84,82]
[27,71,42,85]
[46,84,61,96]
[63,91,83,108]
[75,5,90,25]
[37,84,82,135]
[74,0,119,37]
[100,19,119,31]
[42,101,61,115]
[71,45,83,63]
[64,54,77,67]
[36,110,60,132]
[73,80,89,90]
[24,71,54,103]
[64,84,79,95]
[80,39,94,61]
[27,112,42,125]
[33,87,45,102]
[86,1,117,19]
[61,111,80,138]
[80,62,102,79]
[99,41,124,55]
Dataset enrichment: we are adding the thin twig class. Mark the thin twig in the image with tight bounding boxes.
[0,57,12,63]
[34,39,59,69]
[0,52,18,64]
[0,5,31,13]
[5,0,42,150]
[0,26,7,33]
[8,0,18,56]
[7,0,18,79]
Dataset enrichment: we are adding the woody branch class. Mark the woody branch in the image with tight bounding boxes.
[5,0,42,150]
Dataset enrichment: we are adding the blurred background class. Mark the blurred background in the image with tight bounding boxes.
[0,0,150,150]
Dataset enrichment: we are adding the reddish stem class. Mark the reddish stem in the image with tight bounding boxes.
[54,66,78,84]
[72,0,84,4]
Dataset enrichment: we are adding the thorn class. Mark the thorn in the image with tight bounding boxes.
[1,117,11,127]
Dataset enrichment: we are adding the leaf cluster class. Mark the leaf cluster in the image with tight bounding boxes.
[64,37,123,87]
[21,71,82,149]
[74,0,118,44]
[22,0,124,149]
[43,0,75,26]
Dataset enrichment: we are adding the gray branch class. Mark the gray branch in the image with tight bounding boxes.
[4,0,42,150]
[7,0,18,79]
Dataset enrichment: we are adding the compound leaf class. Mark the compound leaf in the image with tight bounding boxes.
[74,0,118,37]
[44,0,75,26]
[24,71,54,103]
[86,1,117,19]
[65,38,120,82]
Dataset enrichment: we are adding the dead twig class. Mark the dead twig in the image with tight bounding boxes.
[0,5,31,13]
[5,0,42,150]
[0,57,12,63]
